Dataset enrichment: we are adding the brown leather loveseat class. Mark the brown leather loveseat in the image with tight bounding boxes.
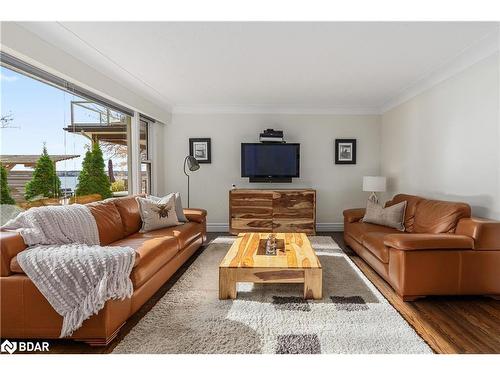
[343,194,500,301]
[0,195,207,345]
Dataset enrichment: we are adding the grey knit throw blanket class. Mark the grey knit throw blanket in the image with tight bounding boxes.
[2,205,135,338]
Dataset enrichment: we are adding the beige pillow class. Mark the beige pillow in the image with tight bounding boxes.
[136,195,180,233]
[362,200,407,231]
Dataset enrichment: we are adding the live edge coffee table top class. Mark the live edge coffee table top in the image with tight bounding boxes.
[219,232,321,269]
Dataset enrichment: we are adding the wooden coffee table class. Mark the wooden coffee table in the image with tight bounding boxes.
[219,232,322,300]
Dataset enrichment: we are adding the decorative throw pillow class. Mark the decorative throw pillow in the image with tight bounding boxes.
[148,193,188,222]
[136,195,180,233]
[362,200,407,231]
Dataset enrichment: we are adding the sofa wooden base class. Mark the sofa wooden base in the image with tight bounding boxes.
[402,295,426,302]
[485,294,500,301]
[75,324,124,347]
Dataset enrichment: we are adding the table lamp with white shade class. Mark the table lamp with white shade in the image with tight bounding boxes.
[363,176,386,203]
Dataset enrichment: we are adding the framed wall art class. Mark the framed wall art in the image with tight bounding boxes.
[189,138,211,164]
[335,139,356,164]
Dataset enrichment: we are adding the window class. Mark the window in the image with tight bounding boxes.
[68,100,131,197]
[140,119,152,194]
[0,57,148,224]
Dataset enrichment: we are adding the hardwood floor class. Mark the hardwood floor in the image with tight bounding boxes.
[329,232,500,354]
[20,232,500,354]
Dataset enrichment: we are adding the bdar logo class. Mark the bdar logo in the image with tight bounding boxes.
[1,340,17,354]
[0,340,49,354]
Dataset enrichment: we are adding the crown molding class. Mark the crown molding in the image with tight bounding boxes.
[172,105,381,115]
[380,28,500,114]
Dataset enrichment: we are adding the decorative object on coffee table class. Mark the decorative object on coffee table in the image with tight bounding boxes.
[335,138,356,164]
[183,155,200,207]
[219,232,322,300]
[189,138,211,163]
[362,176,386,203]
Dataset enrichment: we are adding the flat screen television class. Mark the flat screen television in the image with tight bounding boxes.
[241,143,300,182]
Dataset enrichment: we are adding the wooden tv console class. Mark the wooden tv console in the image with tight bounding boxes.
[229,189,316,235]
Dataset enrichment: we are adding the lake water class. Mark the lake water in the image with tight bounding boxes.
[59,176,79,191]
[58,174,127,192]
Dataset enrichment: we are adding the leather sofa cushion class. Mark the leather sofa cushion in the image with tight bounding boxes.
[112,235,179,288]
[413,199,471,234]
[346,222,399,244]
[139,222,202,248]
[114,196,142,236]
[10,222,201,276]
[386,194,423,232]
[87,200,125,245]
[362,232,391,263]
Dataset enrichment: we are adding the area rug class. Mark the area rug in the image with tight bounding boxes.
[112,236,432,354]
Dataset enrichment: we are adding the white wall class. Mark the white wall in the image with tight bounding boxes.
[162,113,381,230]
[381,53,500,219]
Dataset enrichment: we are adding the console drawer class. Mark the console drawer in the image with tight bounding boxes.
[273,219,315,234]
[231,218,274,232]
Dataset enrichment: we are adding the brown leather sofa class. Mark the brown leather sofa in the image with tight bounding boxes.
[0,196,207,345]
[344,194,500,301]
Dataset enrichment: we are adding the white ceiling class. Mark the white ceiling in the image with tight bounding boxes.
[17,22,500,113]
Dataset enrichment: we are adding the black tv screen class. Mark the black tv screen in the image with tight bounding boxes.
[241,143,300,178]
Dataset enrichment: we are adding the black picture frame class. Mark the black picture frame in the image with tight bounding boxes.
[335,139,357,164]
[189,138,211,164]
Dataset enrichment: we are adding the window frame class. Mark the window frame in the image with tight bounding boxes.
[140,119,153,195]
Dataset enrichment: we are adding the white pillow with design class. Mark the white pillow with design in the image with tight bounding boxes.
[148,192,188,222]
[136,195,180,233]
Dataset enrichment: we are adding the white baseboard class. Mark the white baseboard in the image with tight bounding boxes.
[207,223,230,232]
[315,223,344,232]
[206,222,344,232]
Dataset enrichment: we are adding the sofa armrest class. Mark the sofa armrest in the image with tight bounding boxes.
[343,208,366,223]
[384,233,474,251]
[0,231,27,276]
[183,208,207,223]
[455,217,500,250]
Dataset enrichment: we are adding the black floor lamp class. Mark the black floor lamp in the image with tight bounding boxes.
[183,155,200,207]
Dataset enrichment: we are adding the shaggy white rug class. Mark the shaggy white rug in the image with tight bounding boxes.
[112,236,432,354]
